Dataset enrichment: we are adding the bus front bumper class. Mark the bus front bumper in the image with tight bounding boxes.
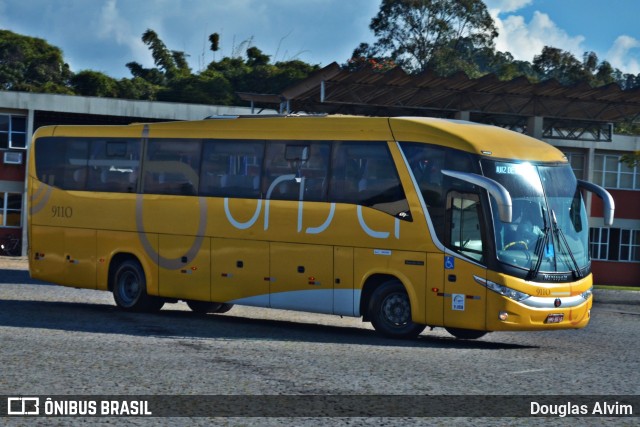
[486,293,593,331]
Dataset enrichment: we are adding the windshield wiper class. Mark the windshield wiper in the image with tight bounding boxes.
[551,210,583,279]
[527,204,550,280]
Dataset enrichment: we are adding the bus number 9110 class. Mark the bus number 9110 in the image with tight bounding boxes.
[52,206,73,218]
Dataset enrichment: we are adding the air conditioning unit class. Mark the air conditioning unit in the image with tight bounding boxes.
[3,151,23,164]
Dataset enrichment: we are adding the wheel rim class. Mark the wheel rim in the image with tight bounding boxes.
[381,292,411,326]
[117,269,141,306]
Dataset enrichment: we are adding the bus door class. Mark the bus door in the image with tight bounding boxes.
[269,242,334,314]
[443,192,487,331]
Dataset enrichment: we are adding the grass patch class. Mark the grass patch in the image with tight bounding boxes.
[595,285,640,291]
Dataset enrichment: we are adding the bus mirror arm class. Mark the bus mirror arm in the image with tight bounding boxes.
[441,170,512,223]
[578,180,615,226]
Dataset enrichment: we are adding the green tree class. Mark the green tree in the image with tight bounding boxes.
[617,72,639,90]
[0,29,72,93]
[620,151,640,168]
[70,70,119,97]
[140,29,190,79]
[269,59,321,92]
[479,50,536,81]
[128,30,318,105]
[532,47,622,87]
[354,0,497,74]
[209,33,220,53]
[125,29,191,88]
[158,71,233,104]
[115,77,161,100]
[532,46,586,84]
[125,61,166,86]
[206,39,319,101]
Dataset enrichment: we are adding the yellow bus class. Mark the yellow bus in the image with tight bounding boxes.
[28,115,614,339]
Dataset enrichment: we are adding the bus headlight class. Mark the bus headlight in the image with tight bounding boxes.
[474,276,530,302]
[581,287,593,300]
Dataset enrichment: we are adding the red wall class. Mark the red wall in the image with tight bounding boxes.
[591,189,640,220]
[0,162,25,182]
[592,261,640,287]
[590,189,640,287]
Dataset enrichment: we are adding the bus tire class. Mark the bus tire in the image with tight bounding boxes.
[368,280,426,339]
[445,327,487,340]
[215,303,234,313]
[186,301,234,314]
[112,259,164,312]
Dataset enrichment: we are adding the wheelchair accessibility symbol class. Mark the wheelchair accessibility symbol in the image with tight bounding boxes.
[444,256,455,270]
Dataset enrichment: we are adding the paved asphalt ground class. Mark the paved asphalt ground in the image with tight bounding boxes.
[0,256,638,426]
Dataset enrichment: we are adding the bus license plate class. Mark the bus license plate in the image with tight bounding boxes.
[545,313,564,324]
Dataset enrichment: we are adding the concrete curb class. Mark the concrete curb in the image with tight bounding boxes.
[593,288,640,305]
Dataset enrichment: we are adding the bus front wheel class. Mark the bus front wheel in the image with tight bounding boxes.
[112,259,164,312]
[368,280,426,339]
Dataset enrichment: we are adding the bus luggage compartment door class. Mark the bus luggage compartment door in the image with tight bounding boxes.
[269,242,334,314]
[31,225,96,289]
[211,238,270,307]
[158,234,211,302]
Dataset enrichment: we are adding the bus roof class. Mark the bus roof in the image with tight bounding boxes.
[35,115,566,164]
[389,117,566,163]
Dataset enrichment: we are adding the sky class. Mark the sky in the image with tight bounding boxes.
[0,0,638,79]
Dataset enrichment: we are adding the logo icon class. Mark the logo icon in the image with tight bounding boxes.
[554,298,562,308]
[452,294,465,311]
[445,256,455,270]
[7,397,40,415]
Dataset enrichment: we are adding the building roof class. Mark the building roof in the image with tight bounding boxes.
[0,90,264,123]
[239,63,640,123]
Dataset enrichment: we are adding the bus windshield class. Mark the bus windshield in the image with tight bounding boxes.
[482,160,590,279]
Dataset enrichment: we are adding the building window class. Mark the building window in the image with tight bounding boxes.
[0,114,27,150]
[590,227,640,262]
[589,227,609,260]
[0,192,22,228]
[593,153,639,190]
[620,229,640,262]
[564,152,585,180]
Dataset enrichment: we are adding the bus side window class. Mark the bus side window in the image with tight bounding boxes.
[446,191,484,263]
[35,138,89,190]
[200,140,264,199]
[143,139,201,196]
[86,140,141,193]
[329,142,408,217]
[328,144,361,204]
[264,141,301,201]
[298,143,330,202]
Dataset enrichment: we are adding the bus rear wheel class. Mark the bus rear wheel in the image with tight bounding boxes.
[112,259,164,312]
[186,301,234,314]
[368,280,426,339]
[445,327,487,340]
